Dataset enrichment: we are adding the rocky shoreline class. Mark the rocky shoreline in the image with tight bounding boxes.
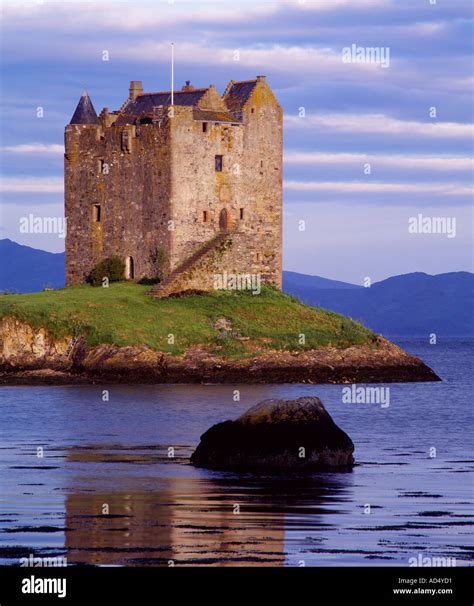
[0,318,440,385]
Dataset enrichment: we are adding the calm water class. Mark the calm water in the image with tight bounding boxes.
[0,338,472,567]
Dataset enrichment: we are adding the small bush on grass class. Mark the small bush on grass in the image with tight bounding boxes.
[89,257,125,287]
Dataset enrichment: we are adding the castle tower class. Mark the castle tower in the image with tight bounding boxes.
[64,76,282,294]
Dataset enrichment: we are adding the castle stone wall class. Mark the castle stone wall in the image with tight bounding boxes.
[65,119,173,285]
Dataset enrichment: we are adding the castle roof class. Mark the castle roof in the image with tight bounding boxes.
[193,108,240,124]
[112,78,261,126]
[123,89,208,113]
[70,90,98,125]
[223,80,258,114]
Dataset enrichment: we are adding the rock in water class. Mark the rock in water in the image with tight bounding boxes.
[190,396,354,471]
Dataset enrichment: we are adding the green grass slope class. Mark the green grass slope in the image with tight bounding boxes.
[0,283,377,357]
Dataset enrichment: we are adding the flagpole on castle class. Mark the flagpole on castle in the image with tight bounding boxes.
[171,42,174,107]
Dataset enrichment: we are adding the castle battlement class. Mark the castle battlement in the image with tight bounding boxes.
[64,77,282,294]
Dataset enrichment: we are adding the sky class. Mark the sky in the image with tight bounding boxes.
[0,0,472,284]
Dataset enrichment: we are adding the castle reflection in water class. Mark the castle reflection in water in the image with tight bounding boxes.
[64,487,288,566]
[62,445,345,567]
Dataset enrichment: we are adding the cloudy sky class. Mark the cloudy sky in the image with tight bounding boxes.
[0,0,472,283]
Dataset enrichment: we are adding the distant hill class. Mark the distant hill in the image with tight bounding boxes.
[283,271,361,292]
[1,239,472,337]
[0,239,65,293]
[283,270,474,336]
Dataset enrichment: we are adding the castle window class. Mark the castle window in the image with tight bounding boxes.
[203,210,208,222]
[239,208,244,220]
[93,204,101,223]
[255,252,261,262]
[98,159,105,174]
[202,122,208,133]
[215,155,223,172]
[251,108,255,114]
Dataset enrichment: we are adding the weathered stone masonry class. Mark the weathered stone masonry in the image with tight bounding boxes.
[64,76,282,295]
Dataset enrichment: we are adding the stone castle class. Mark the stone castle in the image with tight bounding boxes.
[64,76,282,296]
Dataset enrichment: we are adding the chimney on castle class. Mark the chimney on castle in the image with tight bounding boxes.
[256,75,266,82]
[129,80,144,101]
[181,80,195,92]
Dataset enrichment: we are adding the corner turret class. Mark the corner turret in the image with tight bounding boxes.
[69,90,98,124]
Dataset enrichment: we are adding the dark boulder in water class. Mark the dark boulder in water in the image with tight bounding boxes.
[190,396,354,471]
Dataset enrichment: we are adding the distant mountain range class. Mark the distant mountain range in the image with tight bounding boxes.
[283,271,361,291]
[1,239,472,336]
[283,270,474,336]
[0,239,65,293]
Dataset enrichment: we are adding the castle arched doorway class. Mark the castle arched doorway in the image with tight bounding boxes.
[125,256,134,280]
[219,208,229,231]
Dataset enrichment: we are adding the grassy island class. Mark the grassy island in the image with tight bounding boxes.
[0,283,376,358]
